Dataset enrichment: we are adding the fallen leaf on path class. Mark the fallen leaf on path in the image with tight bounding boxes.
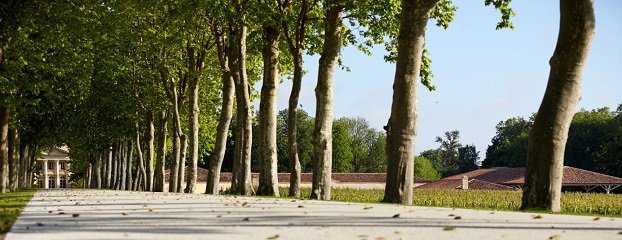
[267,234,279,239]
[454,216,462,220]
[443,227,456,231]
[72,214,80,218]
[593,217,600,221]
[533,215,543,219]
[549,235,560,240]
[243,217,249,221]
[392,214,400,218]
[364,207,373,210]
[122,212,130,216]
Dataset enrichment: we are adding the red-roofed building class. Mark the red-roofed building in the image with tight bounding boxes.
[417,166,622,193]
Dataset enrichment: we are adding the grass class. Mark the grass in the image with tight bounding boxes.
[276,187,622,217]
[0,189,37,234]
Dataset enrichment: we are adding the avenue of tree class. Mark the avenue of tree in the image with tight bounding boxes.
[0,0,599,212]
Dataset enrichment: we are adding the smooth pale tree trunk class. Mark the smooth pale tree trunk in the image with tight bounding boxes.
[186,77,200,194]
[0,106,10,193]
[311,2,342,201]
[206,33,235,195]
[521,0,595,213]
[185,47,205,194]
[118,141,126,190]
[135,122,147,191]
[283,0,311,197]
[126,140,133,191]
[169,127,180,193]
[105,149,112,188]
[177,134,187,193]
[257,26,281,197]
[111,143,118,189]
[383,0,437,205]
[145,111,155,191]
[8,128,18,191]
[26,146,35,188]
[94,153,101,189]
[154,110,167,192]
[230,24,253,196]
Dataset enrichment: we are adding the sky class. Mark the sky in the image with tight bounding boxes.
[252,1,622,161]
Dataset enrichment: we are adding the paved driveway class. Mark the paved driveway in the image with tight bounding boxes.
[6,189,622,239]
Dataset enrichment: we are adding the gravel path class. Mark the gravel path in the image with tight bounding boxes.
[6,189,622,240]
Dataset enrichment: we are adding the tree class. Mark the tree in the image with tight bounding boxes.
[434,130,462,176]
[383,0,441,205]
[331,121,354,173]
[482,116,532,168]
[458,144,479,173]
[522,0,595,212]
[282,0,320,198]
[564,108,614,171]
[256,0,289,197]
[383,0,513,204]
[414,156,440,180]
[311,0,343,201]
[206,20,236,195]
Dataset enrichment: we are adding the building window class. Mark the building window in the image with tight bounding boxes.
[38,180,43,188]
[48,163,53,170]
[60,162,65,170]
[39,164,42,170]
[60,176,66,188]
[49,176,55,188]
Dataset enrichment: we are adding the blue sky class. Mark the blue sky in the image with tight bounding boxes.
[253,1,622,160]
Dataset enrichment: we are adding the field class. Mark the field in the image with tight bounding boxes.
[0,189,37,235]
[284,188,622,216]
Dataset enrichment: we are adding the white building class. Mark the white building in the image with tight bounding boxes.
[36,146,71,189]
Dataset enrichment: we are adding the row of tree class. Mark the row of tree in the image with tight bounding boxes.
[0,0,472,202]
[1,0,597,212]
[483,104,622,178]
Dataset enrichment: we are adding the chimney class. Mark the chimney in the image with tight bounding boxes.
[461,175,469,190]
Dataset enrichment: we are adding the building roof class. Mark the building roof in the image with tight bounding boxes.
[38,146,71,161]
[415,179,518,191]
[426,166,622,188]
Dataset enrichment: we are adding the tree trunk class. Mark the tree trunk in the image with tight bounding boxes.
[94,153,101,189]
[177,134,187,193]
[283,0,311,198]
[257,26,281,197]
[26,146,35,188]
[186,77,200,193]
[311,2,342,200]
[18,143,28,189]
[169,127,180,193]
[145,111,155,191]
[154,110,167,192]
[206,32,235,195]
[126,139,133,191]
[0,106,10,193]
[383,0,437,205]
[111,142,119,189]
[8,128,18,191]
[522,0,595,212]
[229,24,253,196]
[118,141,126,190]
[135,122,148,192]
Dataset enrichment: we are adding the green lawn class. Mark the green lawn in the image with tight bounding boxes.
[0,189,37,234]
[279,187,622,217]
